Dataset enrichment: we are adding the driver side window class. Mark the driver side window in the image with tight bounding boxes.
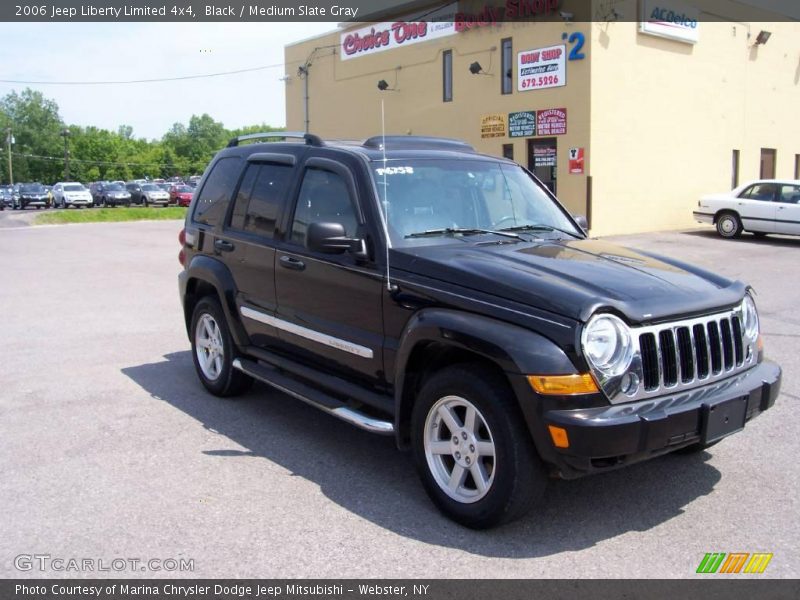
[290,168,358,245]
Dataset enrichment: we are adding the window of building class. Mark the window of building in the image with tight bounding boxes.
[502,144,514,161]
[229,163,292,238]
[291,168,358,245]
[760,148,776,179]
[795,154,799,179]
[731,149,740,189]
[443,50,453,102]
[501,38,513,95]
[192,157,242,227]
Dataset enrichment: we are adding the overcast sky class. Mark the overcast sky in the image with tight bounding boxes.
[0,22,336,140]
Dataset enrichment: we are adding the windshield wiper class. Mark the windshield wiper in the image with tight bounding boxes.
[405,227,522,240]
[498,224,582,239]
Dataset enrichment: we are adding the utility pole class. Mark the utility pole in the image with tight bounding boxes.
[5,127,12,185]
[297,64,310,134]
[60,128,70,180]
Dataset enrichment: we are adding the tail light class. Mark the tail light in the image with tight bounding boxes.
[178,228,186,266]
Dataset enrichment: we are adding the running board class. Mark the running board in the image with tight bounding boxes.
[232,358,394,435]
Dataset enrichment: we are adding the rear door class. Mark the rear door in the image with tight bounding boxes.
[774,184,800,236]
[736,183,777,233]
[272,154,385,385]
[221,153,297,349]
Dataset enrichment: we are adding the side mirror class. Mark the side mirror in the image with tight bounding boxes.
[306,222,360,254]
[573,214,589,231]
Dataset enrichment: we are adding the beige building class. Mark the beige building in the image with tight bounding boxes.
[285,0,800,235]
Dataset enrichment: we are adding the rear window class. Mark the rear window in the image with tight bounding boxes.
[193,157,243,227]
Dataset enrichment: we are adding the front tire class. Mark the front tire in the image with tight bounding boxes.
[411,364,547,529]
[716,212,742,238]
[190,297,253,397]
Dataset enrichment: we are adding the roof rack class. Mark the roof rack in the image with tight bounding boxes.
[362,136,475,153]
[226,131,323,148]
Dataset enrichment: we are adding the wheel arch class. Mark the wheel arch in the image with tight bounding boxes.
[181,255,249,348]
[393,308,577,449]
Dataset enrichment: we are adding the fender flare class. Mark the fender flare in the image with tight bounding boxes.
[182,254,249,347]
[393,308,577,443]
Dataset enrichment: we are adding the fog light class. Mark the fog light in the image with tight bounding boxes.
[548,425,570,449]
[620,372,640,396]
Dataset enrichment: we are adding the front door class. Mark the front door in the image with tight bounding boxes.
[273,158,385,385]
[528,138,558,194]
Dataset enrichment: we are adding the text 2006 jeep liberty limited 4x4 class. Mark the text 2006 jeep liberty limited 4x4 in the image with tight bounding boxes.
[178,133,781,528]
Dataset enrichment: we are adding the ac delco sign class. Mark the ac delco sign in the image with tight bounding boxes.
[340,4,458,61]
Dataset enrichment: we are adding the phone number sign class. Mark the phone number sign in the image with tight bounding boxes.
[517,44,566,92]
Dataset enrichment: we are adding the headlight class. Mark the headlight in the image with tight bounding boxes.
[741,293,759,340]
[581,314,633,377]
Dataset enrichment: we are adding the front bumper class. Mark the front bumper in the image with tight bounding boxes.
[542,360,781,478]
[693,210,714,225]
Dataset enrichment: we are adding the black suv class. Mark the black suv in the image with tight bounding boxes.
[178,133,781,528]
[13,182,49,209]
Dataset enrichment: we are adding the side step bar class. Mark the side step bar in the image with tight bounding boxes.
[232,358,394,435]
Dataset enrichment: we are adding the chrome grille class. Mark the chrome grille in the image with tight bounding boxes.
[624,308,756,403]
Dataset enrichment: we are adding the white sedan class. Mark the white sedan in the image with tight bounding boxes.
[694,179,800,239]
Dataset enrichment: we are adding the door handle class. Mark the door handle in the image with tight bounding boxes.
[279,255,306,271]
[214,239,235,252]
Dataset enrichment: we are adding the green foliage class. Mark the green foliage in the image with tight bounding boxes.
[1,88,284,185]
[35,206,187,225]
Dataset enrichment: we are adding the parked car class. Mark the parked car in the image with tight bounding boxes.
[178,133,781,529]
[169,185,194,207]
[52,182,93,208]
[0,185,13,209]
[13,182,49,209]
[694,179,800,238]
[127,182,169,206]
[92,182,131,207]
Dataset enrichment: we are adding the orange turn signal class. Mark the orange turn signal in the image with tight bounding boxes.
[548,425,570,449]
[757,335,764,352]
[527,373,599,395]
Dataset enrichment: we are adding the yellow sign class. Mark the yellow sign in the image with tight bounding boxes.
[481,114,506,138]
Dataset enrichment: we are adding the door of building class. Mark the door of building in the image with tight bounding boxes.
[528,138,557,194]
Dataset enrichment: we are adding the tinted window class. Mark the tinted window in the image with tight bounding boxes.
[193,157,243,227]
[229,163,292,238]
[106,183,124,191]
[63,184,85,191]
[740,184,776,201]
[291,168,357,245]
[778,185,800,204]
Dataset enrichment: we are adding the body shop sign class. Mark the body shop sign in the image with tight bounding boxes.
[508,111,536,137]
[537,108,567,135]
[517,45,566,91]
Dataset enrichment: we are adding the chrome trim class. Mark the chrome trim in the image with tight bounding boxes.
[599,305,756,404]
[232,359,393,434]
[240,306,374,359]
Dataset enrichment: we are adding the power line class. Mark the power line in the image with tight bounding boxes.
[0,62,287,85]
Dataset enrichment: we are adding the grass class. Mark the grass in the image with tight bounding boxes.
[34,206,187,225]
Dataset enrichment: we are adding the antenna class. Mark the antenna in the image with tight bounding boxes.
[379,98,394,292]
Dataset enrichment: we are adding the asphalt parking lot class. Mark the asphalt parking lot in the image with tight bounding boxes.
[0,216,797,579]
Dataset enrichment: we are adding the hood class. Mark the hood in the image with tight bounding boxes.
[392,237,745,324]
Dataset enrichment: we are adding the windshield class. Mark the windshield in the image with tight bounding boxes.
[175,186,192,193]
[142,184,159,191]
[64,184,85,191]
[106,183,124,191]
[371,159,580,246]
[21,184,46,193]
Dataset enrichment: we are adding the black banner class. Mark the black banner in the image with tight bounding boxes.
[1,1,799,22]
[3,580,800,600]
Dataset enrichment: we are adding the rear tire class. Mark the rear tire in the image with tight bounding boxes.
[190,296,253,397]
[716,212,742,238]
[411,364,547,529]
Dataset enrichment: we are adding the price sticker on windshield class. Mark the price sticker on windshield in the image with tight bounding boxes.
[376,166,414,175]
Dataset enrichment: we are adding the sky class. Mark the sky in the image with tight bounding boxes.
[0,22,337,140]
